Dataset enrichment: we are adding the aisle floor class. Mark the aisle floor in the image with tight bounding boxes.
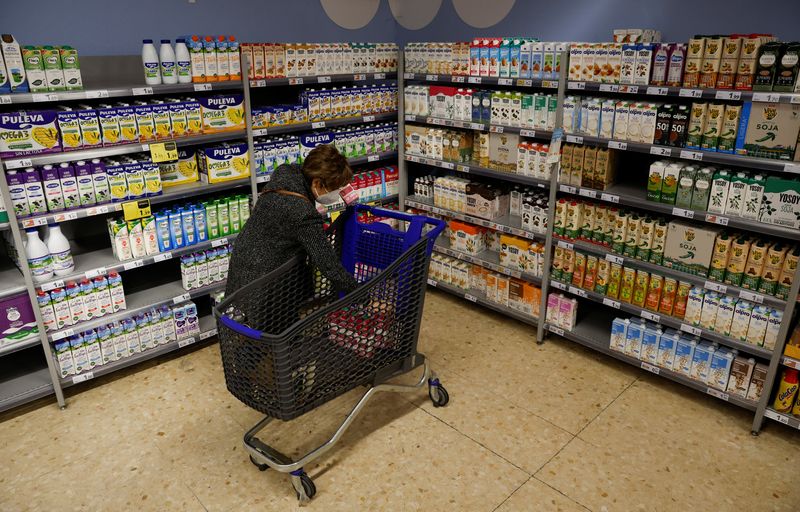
[1,290,799,511]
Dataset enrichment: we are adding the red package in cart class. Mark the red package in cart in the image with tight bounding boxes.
[328,307,393,358]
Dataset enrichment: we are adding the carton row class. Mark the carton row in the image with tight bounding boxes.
[243,42,398,79]
[1,34,83,93]
[39,273,126,332]
[180,246,231,291]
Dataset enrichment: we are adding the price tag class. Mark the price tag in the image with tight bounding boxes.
[405,114,416,122]
[41,280,65,292]
[365,154,380,163]
[739,290,764,304]
[641,311,660,322]
[620,85,639,94]
[599,84,620,92]
[559,185,577,194]
[430,117,446,126]
[442,162,455,170]
[0,95,11,104]
[672,207,694,219]
[311,121,326,129]
[578,188,597,199]
[715,90,741,100]
[791,95,800,105]
[542,80,559,89]
[568,286,588,298]
[52,328,75,341]
[489,125,504,133]
[466,122,483,131]
[85,267,107,279]
[752,92,781,102]
[549,325,565,336]
[149,141,179,163]
[21,216,47,228]
[72,371,95,384]
[647,86,669,96]
[457,164,470,173]
[86,205,110,216]
[550,280,567,291]
[680,323,702,336]
[517,79,533,87]
[605,254,624,265]
[32,93,59,102]
[603,298,621,309]
[557,240,574,250]
[199,328,217,340]
[427,278,437,287]
[784,163,800,174]
[123,259,144,271]
[425,74,439,81]
[6,158,32,169]
[173,293,191,304]
[568,82,586,90]
[706,387,730,401]
[211,237,229,248]
[704,281,728,294]
[317,76,332,83]
[608,140,627,150]
[253,79,267,87]
[403,73,415,80]
[565,135,583,144]
[498,78,513,86]
[193,83,212,91]
[641,362,660,375]
[680,149,703,161]
[178,337,196,348]
[122,199,152,221]
[600,193,619,204]
[132,87,153,96]
[85,89,110,99]
[650,146,672,156]
[765,409,789,424]
[519,129,536,137]
[468,76,482,84]
[464,293,478,303]
[153,252,173,262]
[289,77,304,85]
[679,88,703,98]
[451,75,465,83]
[54,211,79,222]
[363,115,375,122]
[782,357,800,370]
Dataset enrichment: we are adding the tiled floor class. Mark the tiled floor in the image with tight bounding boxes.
[1,290,799,511]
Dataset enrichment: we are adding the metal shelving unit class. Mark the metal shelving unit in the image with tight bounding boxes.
[566,80,800,105]
[426,278,539,326]
[0,363,54,413]
[544,312,758,411]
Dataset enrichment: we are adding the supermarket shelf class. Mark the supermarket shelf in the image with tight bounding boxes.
[0,80,243,105]
[18,178,251,228]
[61,314,218,388]
[553,237,786,309]
[255,151,398,184]
[0,222,9,230]
[566,80,800,104]
[544,314,758,411]
[253,112,397,137]
[781,355,800,370]
[426,278,539,326]
[433,238,543,286]
[249,72,396,88]
[549,278,773,359]
[48,279,226,342]
[0,366,54,414]
[562,133,800,175]
[406,196,546,241]
[37,235,238,292]
[404,114,553,140]
[405,155,551,189]
[0,332,43,357]
[2,130,246,170]
[0,265,26,300]
[557,182,800,242]
[764,408,800,430]
[403,72,558,89]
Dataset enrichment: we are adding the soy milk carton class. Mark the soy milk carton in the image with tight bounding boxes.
[0,110,61,157]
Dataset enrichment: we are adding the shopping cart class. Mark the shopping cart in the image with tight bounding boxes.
[213,204,448,503]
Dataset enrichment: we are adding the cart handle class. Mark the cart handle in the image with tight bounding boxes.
[352,203,447,241]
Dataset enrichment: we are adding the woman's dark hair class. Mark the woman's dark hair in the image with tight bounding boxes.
[302,144,353,190]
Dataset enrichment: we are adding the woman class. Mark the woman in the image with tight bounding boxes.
[226,144,359,297]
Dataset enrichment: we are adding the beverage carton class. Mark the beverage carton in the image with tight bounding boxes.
[57,108,82,150]
[742,102,800,160]
[198,143,250,183]
[708,348,734,391]
[657,329,679,370]
[690,342,715,382]
[0,110,61,157]
[2,34,27,92]
[58,46,82,90]
[41,46,66,91]
[663,221,720,277]
[674,337,697,376]
[97,106,121,146]
[726,356,756,397]
[115,104,138,144]
[746,363,768,401]
[199,94,245,133]
[21,46,47,92]
[758,176,800,229]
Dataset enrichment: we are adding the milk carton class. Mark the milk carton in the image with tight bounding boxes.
[730,300,754,342]
[764,309,783,350]
[656,329,679,370]
[77,109,102,147]
[199,94,245,133]
[641,324,661,364]
[1,34,27,91]
[97,106,121,146]
[59,46,83,90]
[69,335,89,374]
[23,168,47,215]
[22,46,47,92]
[746,363,768,401]
[708,348,735,391]
[0,110,61,157]
[54,340,75,377]
[625,319,646,358]
[746,305,769,347]
[689,342,715,382]
[713,295,737,336]
[699,291,720,330]
[726,356,756,398]
[684,287,705,326]
[198,143,250,183]
[674,337,697,376]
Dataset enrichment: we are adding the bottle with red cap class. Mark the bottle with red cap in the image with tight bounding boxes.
[773,368,799,413]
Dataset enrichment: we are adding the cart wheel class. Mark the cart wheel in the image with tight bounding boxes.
[292,471,317,503]
[429,383,450,407]
[249,455,269,471]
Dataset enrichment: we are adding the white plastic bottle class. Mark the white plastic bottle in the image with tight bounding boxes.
[46,222,75,276]
[142,39,161,85]
[159,39,177,84]
[175,38,192,84]
[24,228,53,282]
